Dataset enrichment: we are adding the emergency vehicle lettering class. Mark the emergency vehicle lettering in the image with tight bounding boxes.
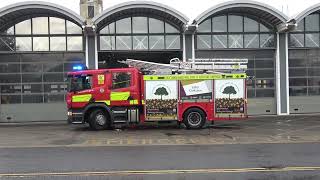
[143,74,247,81]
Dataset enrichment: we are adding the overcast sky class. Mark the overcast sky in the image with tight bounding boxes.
[1,0,320,21]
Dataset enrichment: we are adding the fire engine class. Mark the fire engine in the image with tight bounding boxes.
[66,58,248,130]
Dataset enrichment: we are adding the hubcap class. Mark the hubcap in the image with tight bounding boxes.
[96,113,106,126]
[187,112,202,126]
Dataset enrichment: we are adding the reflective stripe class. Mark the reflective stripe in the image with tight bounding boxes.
[110,92,130,101]
[143,74,247,81]
[129,100,139,105]
[96,100,111,105]
[72,94,92,103]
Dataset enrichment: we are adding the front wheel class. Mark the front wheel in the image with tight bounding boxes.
[183,108,206,129]
[89,109,110,130]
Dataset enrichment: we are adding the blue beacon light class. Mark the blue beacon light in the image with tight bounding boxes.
[73,65,84,71]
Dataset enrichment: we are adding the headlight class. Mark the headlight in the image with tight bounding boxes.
[67,111,72,116]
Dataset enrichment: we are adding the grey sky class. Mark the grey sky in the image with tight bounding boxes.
[1,0,320,21]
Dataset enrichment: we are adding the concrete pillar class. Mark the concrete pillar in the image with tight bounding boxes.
[276,32,289,115]
[185,34,193,61]
[86,35,98,69]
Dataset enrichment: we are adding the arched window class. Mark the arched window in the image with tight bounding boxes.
[289,13,320,48]
[0,17,83,52]
[196,14,275,49]
[99,16,181,51]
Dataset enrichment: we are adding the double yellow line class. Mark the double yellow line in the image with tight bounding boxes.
[1,166,320,177]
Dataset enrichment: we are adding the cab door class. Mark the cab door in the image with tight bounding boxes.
[109,69,138,106]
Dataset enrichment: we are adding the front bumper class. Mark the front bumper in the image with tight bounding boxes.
[67,109,84,124]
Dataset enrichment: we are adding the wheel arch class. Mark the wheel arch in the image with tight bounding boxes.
[83,103,113,123]
[182,106,207,120]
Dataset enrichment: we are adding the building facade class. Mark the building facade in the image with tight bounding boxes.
[0,0,319,122]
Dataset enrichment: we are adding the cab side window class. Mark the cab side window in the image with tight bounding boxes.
[112,72,131,89]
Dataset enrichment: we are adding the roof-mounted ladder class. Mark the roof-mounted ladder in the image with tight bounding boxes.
[121,58,248,75]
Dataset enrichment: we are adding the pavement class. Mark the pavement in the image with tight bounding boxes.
[0,115,320,180]
[0,115,319,148]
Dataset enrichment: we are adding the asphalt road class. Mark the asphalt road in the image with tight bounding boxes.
[0,143,320,180]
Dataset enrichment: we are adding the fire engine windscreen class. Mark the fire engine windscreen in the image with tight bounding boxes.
[67,75,93,92]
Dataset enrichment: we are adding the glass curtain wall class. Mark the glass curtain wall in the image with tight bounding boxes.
[98,16,181,51]
[289,13,320,113]
[196,14,275,49]
[0,17,85,105]
[195,14,277,114]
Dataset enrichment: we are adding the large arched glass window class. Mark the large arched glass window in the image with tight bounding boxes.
[99,16,181,51]
[0,17,84,105]
[196,14,275,49]
[289,13,320,100]
[289,13,320,48]
[0,17,83,52]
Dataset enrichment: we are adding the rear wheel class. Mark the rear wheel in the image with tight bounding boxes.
[89,109,110,130]
[183,108,206,129]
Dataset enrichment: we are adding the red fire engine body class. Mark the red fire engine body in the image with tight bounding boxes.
[66,59,247,130]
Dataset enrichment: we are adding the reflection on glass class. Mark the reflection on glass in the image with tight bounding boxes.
[23,95,43,103]
[16,37,32,51]
[260,34,275,48]
[149,18,164,33]
[2,26,14,35]
[100,36,115,50]
[116,36,132,50]
[294,20,304,32]
[228,34,243,48]
[0,36,15,51]
[149,36,164,49]
[43,63,63,72]
[197,35,211,49]
[165,23,179,33]
[244,17,259,32]
[132,17,148,33]
[16,20,31,34]
[0,74,21,83]
[305,33,319,47]
[66,21,82,34]
[22,84,43,93]
[0,95,21,104]
[22,74,42,83]
[43,73,63,82]
[212,16,227,32]
[0,85,21,94]
[33,37,49,51]
[50,37,66,51]
[100,22,115,34]
[116,18,131,34]
[305,14,319,31]
[67,36,83,51]
[244,34,259,48]
[0,64,20,73]
[50,17,66,34]
[260,23,271,32]
[44,94,65,103]
[198,19,211,32]
[133,36,148,50]
[166,35,180,49]
[32,17,49,34]
[289,34,304,47]
[212,35,227,48]
[22,64,42,72]
[228,15,243,32]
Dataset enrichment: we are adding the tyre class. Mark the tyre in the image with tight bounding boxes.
[89,109,110,130]
[183,108,206,129]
